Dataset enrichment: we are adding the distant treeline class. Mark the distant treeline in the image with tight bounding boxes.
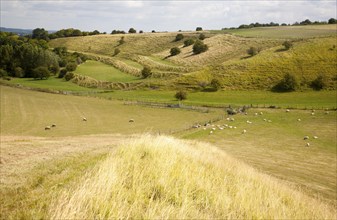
[222,18,337,30]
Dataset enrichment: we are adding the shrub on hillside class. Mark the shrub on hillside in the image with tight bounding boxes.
[119,36,125,45]
[199,33,206,40]
[282,41,293,50]
[114,48,121,56]
[175,90,187,101]
[196,27,203,31]
[64,72,75,81]
[66,62,77,72]
[310,74,327,91]
[0,69,8,78]
[58,69,68,78]
[32,66,50,80]
[184,39,195,47]
[175,34,184,41]
[272,73,298,92]
[210,78,222,91]
[170,47,181,56]
[141,66,152,78]
[193,40,208,54]
[14,67,24,78]
[247,47,259,56]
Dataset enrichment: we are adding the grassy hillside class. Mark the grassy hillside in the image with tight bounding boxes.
[49,135,335,219]
[49,25,336,90]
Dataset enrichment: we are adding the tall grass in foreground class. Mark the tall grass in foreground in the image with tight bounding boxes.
[49,135,335,219]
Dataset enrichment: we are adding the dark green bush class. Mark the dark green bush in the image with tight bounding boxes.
[175,34,184,41]
[32,66,50,80]
[170,47,181,56]
[141,66,152,78]
[64,72,75,81]
[272,73,298,92]
[66,62,77,72]
[310,74,327,91]
[184,39,195,47]
[58,69,68,78]
[193,40,208,54]
[175,90,187,101]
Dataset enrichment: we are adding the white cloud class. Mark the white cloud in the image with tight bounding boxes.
[0,0,336,31]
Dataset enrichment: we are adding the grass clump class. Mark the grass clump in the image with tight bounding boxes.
[49,135,335,219]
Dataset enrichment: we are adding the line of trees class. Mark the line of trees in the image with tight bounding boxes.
[222,18,337,30]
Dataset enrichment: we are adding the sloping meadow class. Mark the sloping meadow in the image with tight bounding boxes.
[49,135,335,219]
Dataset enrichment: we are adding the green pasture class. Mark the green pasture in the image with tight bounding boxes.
[0,85,222,137]
[96,89,337,109]
[221,24,337,39]
[75,60,139,82]
[0,77,97,92]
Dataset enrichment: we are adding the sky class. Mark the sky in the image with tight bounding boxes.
[1,0,336,32]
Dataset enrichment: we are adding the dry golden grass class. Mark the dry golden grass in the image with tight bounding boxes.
[49,135,336,219]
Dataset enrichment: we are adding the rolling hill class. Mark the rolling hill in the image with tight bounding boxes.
[49,24,337,90]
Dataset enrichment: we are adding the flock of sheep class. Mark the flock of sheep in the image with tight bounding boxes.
[192,108,328,147]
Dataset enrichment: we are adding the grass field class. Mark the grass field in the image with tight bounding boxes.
[75,60,139,82]
[96,89,337,109]
[221,24,337,39]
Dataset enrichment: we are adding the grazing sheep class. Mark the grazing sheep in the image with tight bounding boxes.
[286,109,290,113]
[129,119,135,123]
[325,111,329,115]
[268,120,272,123]
[254,113,258,116]
[306,143,310,147]
[246,120,252,124]
[212,128,216,131]
[203,127,207,130]
[242,129,247,134]
[209,131,213,134]
[313,136,318,139]
[82,117,87,121]
[51,124,56,127]
[297,119,301,121]
[259,112,263,115]
[263,119,267,121]
[311,112,315,116]
[303,136,309,140]
[45,126,51,130]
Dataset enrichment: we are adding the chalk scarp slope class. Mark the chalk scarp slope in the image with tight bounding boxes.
[49,135,335,219]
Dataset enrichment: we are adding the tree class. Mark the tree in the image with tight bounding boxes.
[196,27,203,31]
[310,74,327,91]
[175,34,184,41]
[32,28,49,41]
[247,47,259,56]
[170,47,181,56]
[199,33,206,40]
[128,28,136,33]
[282,41,293,50]
[66,62,77,72]
[141,66,152,78]
[175,90,187,101]
[184,39,195,47]
[32,66,50,79]
[193,40,208,54]
[210,78,222,91]
[272,73,298,92]
[328,18,337,24]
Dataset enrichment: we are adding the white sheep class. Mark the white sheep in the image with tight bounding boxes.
[82,117,87,121]
[45,126,51,130]
[286,109,290,112]
[297,119,301,122]
[209,131,213,134]
[268,120,272,123]
[242,129,247,134]
[129,119,135,123]
[313,136,318,139]
[311,112,315,116]
[259,112,263,115]
[306,143,310,147]
[303,136,309,140]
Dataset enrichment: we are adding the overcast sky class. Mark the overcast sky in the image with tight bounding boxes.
[1,0,336,32]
